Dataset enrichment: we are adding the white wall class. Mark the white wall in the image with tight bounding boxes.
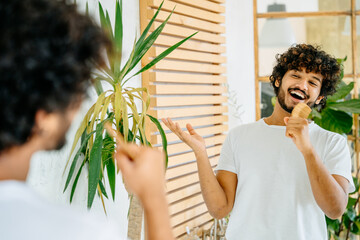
[225,0,255,126]
[257,0,318,77]
[27,1,141,239]
[256,0,318,13]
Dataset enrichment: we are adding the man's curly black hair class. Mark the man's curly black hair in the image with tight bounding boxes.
[269,44,341,109]
[0,0,109,151]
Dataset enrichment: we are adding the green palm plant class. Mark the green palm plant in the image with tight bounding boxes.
[63,0,196,212]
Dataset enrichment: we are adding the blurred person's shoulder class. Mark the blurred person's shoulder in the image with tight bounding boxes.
[0,180,123,240]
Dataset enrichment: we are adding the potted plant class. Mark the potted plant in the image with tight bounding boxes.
[62,1,196,239]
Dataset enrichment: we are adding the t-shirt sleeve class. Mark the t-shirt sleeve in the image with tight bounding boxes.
[216,132,237,174]
[324,134,355,193]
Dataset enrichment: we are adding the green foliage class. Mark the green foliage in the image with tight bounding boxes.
[313,108,352,134]
[313,57,360,239]
[312,57,360,135]
[148,114,168,168]
[88,123,104,208]
[327,177,360,239]
[63,0,195,211]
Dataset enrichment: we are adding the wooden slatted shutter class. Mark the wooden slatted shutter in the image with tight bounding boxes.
[139,0,227,238]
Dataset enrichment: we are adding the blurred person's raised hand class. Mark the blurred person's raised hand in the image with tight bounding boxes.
[115,144,174,240]
[162,118,206,155]
[115,144,165,200]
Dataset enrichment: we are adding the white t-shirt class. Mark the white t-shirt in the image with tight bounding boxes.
[0,180,123,240]
[217,119,354,240]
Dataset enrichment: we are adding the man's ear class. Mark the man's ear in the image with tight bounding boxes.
[315,95,324,105]
[275,79,280,87]
[33,110,57,137]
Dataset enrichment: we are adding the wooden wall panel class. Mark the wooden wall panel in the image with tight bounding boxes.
[140,0,227,238]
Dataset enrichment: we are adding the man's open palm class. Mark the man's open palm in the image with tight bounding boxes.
[162,118,206,153]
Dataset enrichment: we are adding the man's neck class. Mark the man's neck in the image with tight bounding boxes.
[264,101,291,126]
[0,142,38,181]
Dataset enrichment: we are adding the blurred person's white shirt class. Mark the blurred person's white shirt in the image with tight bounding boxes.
[0,180,122,240]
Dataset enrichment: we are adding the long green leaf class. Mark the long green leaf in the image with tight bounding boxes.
[128,31,198,82]
[121,8,176,79]
[114,83,122,129]
[105,11,114,40]
[85,2,89,16]
[70,160,85,203]
[121,95,129,142]
[114,0,123,78]
[98,2,114,72]
[327,99,360,113]
[102,132,115,165]
[64,104,95,174]
[98,180,108,199]
[104,7,115,75]
[126,94,140,124]
[103,132,116,200]
[93,74,114,86]
[87,91,107,149]
[106,157,116,201]
[118,38,137,84]
[98,2,113,40]
[88,123,104,209]
[119,119,135,142]
[327,82,354,102]
[126,93,139,134]
[98,2,107,31]
[139,128,151,146]
[96,63,115,80]
[135,0,163,50]
[100,95,112,122]
[63,130,95,192]
[93,79,104,96]
[147,114,168,168]
[119,1,163,81]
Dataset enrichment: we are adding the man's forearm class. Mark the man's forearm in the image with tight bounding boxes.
[302,148,348,219]
[195,150,231,219]
[142,190,174,240]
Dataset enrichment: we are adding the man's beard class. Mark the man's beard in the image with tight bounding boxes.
[54,136,66,150]
[277,87,314,113]
[51,117,70,151]
[277,87,293,113]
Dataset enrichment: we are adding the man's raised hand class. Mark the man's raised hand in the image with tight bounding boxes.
[162,118,206,154]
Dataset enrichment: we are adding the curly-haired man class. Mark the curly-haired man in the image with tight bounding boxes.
[164,44,354,239]
[0,1,174,240]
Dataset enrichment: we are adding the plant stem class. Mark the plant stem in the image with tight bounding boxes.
[344,194,360,239]
[336,215,344,236]
[345,226,350,239]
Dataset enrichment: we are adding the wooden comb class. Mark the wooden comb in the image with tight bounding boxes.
[291,103,311,119]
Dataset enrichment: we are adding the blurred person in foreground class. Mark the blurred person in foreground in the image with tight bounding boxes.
[163,44,354,240]
[0,0,173,239]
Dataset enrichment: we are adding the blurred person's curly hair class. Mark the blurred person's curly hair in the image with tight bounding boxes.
[269,44,341,109]
[0,0,109,151]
